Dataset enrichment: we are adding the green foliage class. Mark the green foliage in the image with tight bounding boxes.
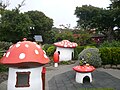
[54,31,74,42]
[43,30,56,44]
[25,11,53,41]
[85,46,96,49]
[73,30,92,46]
[76,46,85,54]
[74,4,120,41]
[99,47,120,65]
[0,41,12,50]
[0,9,32,42]
[0,48,4,58]
[78,48,102,67]
[73,48,78,60]
[42,44,52,51]
[0,65,8,72]
[46,45,56,57]
[100,40,120,47]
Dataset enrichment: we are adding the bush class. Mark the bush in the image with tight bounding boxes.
[73,48,79,60]
[46,45,56,56]
[99,47,120,65]
[99,48,112,65]
[0,48,4,58]
[76,46,85,54]
[85,46,96,49]
[78,48,102,67]
[99,40,120,47]
[0,41,12,50]
[42,44,53,51]
[0,65,8,72]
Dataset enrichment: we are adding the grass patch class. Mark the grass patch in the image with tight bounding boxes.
[79,88,115,90]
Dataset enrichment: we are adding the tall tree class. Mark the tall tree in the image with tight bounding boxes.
[0,9,31,42]
[110,0,120,40]
[74,5,119,41]
[25,11,53,41]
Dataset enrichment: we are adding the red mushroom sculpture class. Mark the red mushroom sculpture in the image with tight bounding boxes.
[54,40,78,48]
[54,40,78,61]
[0,41,49,67]
[0,40,50,90]
[53,52,59,67]
[73,65,95,83]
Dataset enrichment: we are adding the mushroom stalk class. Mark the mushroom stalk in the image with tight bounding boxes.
[54,63,58,67]
[53,52,59,67]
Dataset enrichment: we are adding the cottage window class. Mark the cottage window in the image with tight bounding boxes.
[15,72,31,87]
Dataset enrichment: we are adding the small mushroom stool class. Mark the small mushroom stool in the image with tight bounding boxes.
[73,65,95,84]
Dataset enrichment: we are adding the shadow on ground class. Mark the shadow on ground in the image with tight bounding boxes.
[48,70,120,90]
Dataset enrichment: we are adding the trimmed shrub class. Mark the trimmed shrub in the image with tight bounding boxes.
[99,47,120,65]
[42,44,53,51]
[78,48,102,67]
[73,48,78,60]
[76,46,85,54]
[99,48,112,65]
[85,46,96,49]
[46,45,56,57]
[99,40,120,47]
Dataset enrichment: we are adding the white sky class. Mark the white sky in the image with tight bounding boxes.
[5,0,111,28]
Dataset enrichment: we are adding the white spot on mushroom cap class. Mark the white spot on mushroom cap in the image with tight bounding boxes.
[3,53,6,56]
[9,45,13,49]
[6,52,10,57]
[33,42,37,44]
[35,49,39,54]
[64,45,67,47]
[44,54,48,58]
[16,43,20,48]
[25,44,29,48]
[43,50,46,54]
[19,53,25,59]
[36,45,41,49]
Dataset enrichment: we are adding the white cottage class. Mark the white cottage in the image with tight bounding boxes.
[0,39,50,90]
[54,40,78,61]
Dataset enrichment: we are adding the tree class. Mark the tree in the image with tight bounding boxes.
[74,5,119,42]
[0,9,31,43]
[54,30,74,42]
[110,0,120,40]
[25,11,53,41]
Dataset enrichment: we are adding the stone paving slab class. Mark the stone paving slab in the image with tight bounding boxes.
[48,70,120,90]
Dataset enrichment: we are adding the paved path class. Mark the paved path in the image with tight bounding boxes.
[1,61,120,90]
[46,63,120,90]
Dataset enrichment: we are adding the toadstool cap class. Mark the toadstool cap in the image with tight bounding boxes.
[73,65,95,73]
[0,40,50,67]
[54,40,78,48]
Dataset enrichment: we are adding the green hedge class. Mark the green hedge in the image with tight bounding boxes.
[46,45,56,57]
[76,46,85,54]
[100,40,120,47]
[99,47,120,65]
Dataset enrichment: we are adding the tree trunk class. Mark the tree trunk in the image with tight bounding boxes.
[106,27,114,42]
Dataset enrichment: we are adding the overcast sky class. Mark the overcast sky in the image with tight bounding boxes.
[6,0,111,28]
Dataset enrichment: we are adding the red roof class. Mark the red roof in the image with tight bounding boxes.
[54,40,78,48]
[0,41,50,67]
[73,65,95,73]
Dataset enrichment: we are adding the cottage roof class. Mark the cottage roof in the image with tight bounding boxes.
[54,40,78,48]
[0,40,49,67]
[73,65,95,73]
